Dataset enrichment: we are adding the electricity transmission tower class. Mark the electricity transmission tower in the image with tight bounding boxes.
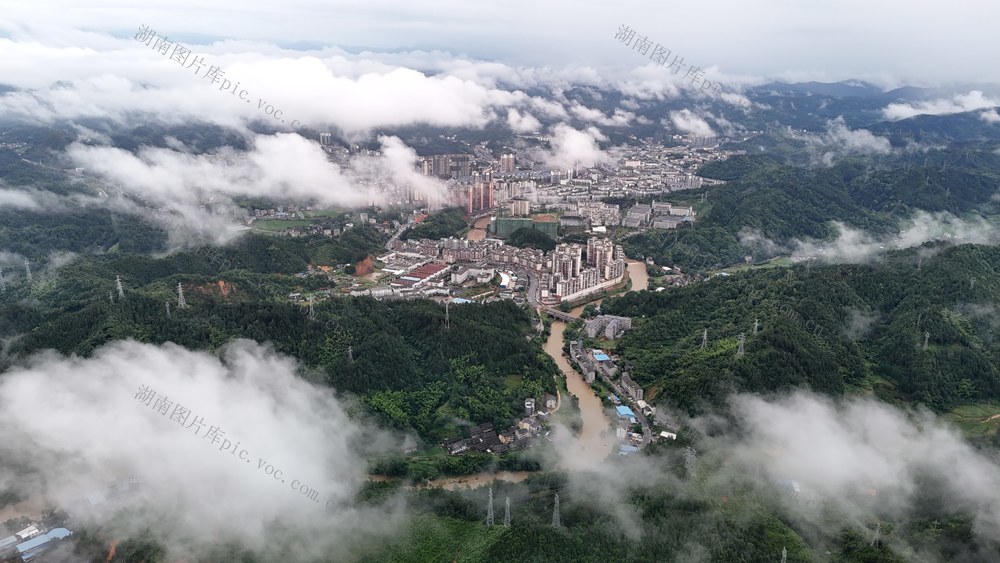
[116,275,125,300]
[0,267,5,292]
[445,299,450,330]
[870,522,881,547]
[552,493,561,528]
[753,319,759,335]
[177,282,187,308]
[486,488,495,526]
[308,294,315,319]
[24,259,31,283]
[165,301,171,318]
[347,345,354,363]
[781,547,787,563]
[923,332,930,351]
[504,496,511,528]
[701,328,708,349]
[737,333,746,356]
[685,447,697,481]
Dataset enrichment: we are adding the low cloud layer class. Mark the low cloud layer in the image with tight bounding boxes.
[0,339,400,561]
[882,90,1000,121]
[59,132,448,246]
[533,124,613,169]
[667,109,716,137]
[756,211,1000,263]
[725,392,1000,546]
[802,117,892,166]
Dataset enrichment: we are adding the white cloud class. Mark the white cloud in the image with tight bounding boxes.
[792,211,1000,263]
[726,391,1000,542]
[0,339,401,560]
[0,188,41,209]
[882,90,1000,120]
[505,108,541,133]
[800,117,892,166]
[980,109,1000,124]
[668,109,715,137]
[533,124,612,169]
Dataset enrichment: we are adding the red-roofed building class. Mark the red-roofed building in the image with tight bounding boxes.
[396,262,449,287]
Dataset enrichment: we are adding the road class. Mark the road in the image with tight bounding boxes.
[385,218,411,250]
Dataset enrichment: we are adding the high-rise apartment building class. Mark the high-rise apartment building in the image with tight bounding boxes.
[499,153,515,174]
[551,244,583,279]
[466,180,494,214]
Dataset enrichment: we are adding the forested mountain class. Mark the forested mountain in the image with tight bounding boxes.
[400,206,468,240]
[626,145,1000,271]
[602,243,1000,415]
[1,230,554,443]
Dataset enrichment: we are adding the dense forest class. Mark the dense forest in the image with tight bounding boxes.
[601,243,1000,415]
[400,206,468,240]
[506,227,557,251]
[625,146,1000,272]
[1,233,555,443]
[67,459,994,562]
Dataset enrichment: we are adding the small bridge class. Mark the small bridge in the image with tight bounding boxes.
[542,307,579,323]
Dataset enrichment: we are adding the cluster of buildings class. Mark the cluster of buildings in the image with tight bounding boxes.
[584,314,633,340]
[0,526,73,562]
[623,201,696,229]
[411,135,740,218]
[386,235,627,303]
[0,478,142,562]
[443,394,556,456]
[541,239,627,303]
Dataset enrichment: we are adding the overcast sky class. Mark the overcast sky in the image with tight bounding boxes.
[2,0,997,85]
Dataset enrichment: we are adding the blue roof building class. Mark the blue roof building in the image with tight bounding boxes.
[618,444,639,456]
[16,528,72,561]
[615,405,636,419]
[593,352,610,362]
